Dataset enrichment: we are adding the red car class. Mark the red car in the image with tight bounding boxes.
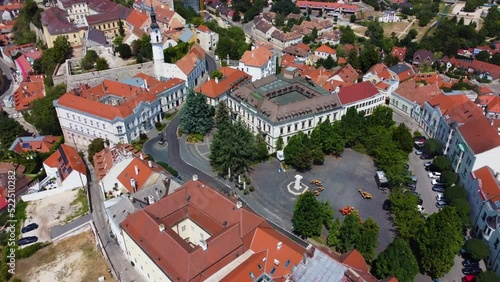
[462,275,476,282]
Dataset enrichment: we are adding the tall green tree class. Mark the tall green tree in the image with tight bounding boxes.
[310,120,345,156]
[340,26,356,44]
[292,191,323,238]
[0,113,29,151]
[95,58,109,70]
[24,84,67,135]
[340,107,365,147]
[88,138,105,164]
[423,138,441,156]
[432,156,452,172]
[179,92,214,135]
[389,190,425,240]
[372,237,419,282]
[417,207,463,278]
[392,123,413,153]
[254,134,269,161]
[476,271,500,282]
[368,106,394,128]
[276,136,284,151]
[284,132,313,171]
[464,239,490,260]
[214,101,231,128]
[357,217,379,262]
[337,212,363,252]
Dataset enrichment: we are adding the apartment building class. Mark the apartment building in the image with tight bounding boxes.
[54,74,185,147]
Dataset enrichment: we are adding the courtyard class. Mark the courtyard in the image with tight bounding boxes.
[248,149,394,253]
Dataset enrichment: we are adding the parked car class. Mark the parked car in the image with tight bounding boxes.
[21,223,39,233]
[432,179,446,185]
[18,236,38,246]
[428,172,442,179]
[418,205,425,213]
[461,275,476,282]
[407,183,417,190]
[415,149,423,155]
[420,154,433,160]
[383,199,391,211]
[414,136,426,142]
[432,186,446,193]
[436,193,445,201]
[462,260,480,268]
[436,200,448,208]
[462,267,482,275]
[404,164,410,170]
[424,161,432,167]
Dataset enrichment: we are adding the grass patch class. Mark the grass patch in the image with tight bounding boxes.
[65,189,89,223]
[17,242,51,259]
[186,133,204,143]
[165,110,177,121]
[351,143,368,155]
[178,127,183,137]
[157,162,179,177]
[155,122,166,132]
[131,139,146,151]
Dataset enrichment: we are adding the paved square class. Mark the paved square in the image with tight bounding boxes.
[249,149,394,253]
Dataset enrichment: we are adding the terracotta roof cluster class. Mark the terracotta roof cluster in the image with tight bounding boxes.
[93,144,148,180]
[121,180,306,281]
[240,46,274,68]
[13,77,45,111]
[56,74,184,120]
[9,136,60,154]
[282,43,310,58]
[255,18,275,34]
[479,95,500,115]
[474,166,500,207]
[176,44,206,75]
[458,116,500,155]
[271,30,302,42]
[155,6,176,25]
[116,157,170,193]
[447,57,500,80]
[337,81,379,105]
[43,144,87,180]
[196,67,251,99]
[0,3,22,12]
[318,30,341,43]
[366,63,397,81]
[394,79,441,106]
[391,46,407,62]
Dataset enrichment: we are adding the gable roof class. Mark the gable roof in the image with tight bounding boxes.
[93,144,148,180]
[9,136,60,154]
[338,81,379,105]
[332,64,358,84]
[315,44,336,55]
[116,157,169,193]
[87,27,107,45]
[458,116,500,155]
[339,249,369,272]
[474,166,500,204]
[394,79,441,106]
[240,46,274,68]
[197,24,210,32]
[126,9,149,28]
[391,46,406,62]
[412,49,435,64]
[389,63,415,81]
[43,144,87,180]
[13,79,45,111]
[196,67,252,99]
[176,44,205,75]
[366,63,396,81]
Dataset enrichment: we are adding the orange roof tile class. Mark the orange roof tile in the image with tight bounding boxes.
[315,44,336,55]
[176,44,206,75]
[126,9,149,28]
[116,157,168,193]
[240,46,274,68]
[426,93,471,115]
[43,144,87,180]
[333,64,358,84]
[390,46,406,62]
[382,277,399,282]
[155,6,175,24]
[196,67,251,99]
[474,166,500,204]
[478,86,493,95]
[10,135,60,154]
[197,24,210,32]
[394,79,441,106]
[93,144,148,180]
[340,249,369,272]
[458,116,500,154]
[13,80,45,111]
[367,63,396,81]
[485,96,500,114]
[338,56,347,65]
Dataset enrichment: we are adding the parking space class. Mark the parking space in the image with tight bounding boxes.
[249,149,394,253]
[408,149,440,215]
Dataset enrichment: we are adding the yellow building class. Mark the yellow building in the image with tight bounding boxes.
[41,7,85,48]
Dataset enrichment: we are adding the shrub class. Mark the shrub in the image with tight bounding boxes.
[139,133,148,141]
[177,127,183,137]
[249,186,255,192]
[245,178,251,185]
[157,162,178,177]
[243,188,249,195]
[17,242,50,259]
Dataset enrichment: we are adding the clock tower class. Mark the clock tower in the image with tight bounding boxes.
[150,5,164,80]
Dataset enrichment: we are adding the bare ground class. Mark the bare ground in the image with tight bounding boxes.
[14,231,113,282]
[381,20,414,37]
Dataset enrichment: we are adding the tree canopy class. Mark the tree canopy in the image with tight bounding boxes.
[336,213,379,262]
[423,138,441,156]
[12,0,41,44]
[0,113,29,151]
[24,84,67,135]
[372,237,419,282]
[464,238,490,260]
[292,191,324,238]
[88,138,105,164]
[179,92,214,135]
[215,26,248,60]
[432,156,452,172]
[389,190,424,239]
[476,271,500,282]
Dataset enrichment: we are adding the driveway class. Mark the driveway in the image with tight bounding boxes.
[408,150,439,215]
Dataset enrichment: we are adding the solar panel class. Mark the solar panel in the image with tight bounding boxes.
[21,143,30,148]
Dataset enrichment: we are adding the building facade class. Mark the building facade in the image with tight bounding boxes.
[234,46,276,82]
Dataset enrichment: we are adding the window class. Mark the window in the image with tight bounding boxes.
[66,113,70,118]
[257,264,262,270]
[249,272,255,279]
[495,238,499,250]
[270,267,276,275]
[294,123,298,131]
[280,127,284,134]
[90,120,93,126]
[78,116,81,122]
[284,260,291,268]
[84,118,87,124]
[308,119,312,127]
[117,126,123,134]
[482,212,487,222]
[287,125,291,132]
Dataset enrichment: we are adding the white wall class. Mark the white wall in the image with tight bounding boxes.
[21,186,81,201]
[123,231,172,282]
[160,63,188,84]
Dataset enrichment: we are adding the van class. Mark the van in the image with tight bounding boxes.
[376,171,388,189]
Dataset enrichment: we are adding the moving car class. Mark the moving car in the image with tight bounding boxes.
[436,200,448,208]
[462,260,480,268]
[462,267,482,275]
[21,223,39,233]
[428,172,442,179]
[432,186,446,193]
[18,236,38,246]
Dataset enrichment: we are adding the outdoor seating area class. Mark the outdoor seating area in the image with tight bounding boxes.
[311,179,324,196]
[339,205,358,216]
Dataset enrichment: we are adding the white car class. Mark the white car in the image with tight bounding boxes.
[436,193,445,201]
[417,205,425,213]
[431,179,445,185]
[428,172,441,179]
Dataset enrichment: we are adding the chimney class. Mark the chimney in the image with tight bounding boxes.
[140,153,144,160]
[199,239,207,251]
[159,223,165,232]
[148,160,153,168]
[495,172,500,182]
[192,174,198,181]
[277,241,283,250]
[148,195,155,205]
[236,201,242,209]
[215,77,219,84]
[134,165,139,175]
[129,177,138,193]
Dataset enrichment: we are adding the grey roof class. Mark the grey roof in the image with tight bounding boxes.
[413,49,435,64]
[179,29,194,43]
[291,249,347,281]
[389,63,411,74]
[87,28,107,45]
[41,7,82,35]
[121,78,145,87]
[229,73,341,124]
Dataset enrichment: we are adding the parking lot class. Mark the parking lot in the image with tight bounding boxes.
[249,149,394,253]
[408,148,440,215]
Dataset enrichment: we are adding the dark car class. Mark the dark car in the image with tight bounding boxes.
[462,260,480,268]
[407,183,417,191]
[432,186,446,193]
[383,199,391,211]
[462,267,482,275]
[18,236,38,246]
[21,223,39,233]
[420,154,433,160]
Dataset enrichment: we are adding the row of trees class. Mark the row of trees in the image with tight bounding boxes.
[292,191,380,262]
[33,36,72,85]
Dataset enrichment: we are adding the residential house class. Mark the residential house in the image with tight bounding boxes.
[84,27,110,54]
[227,67,342,152]
[318,30,341,46]
[390,79,440,120]
[295,1,359,14]
[0,162,31,209]
[9,136,60,155]
[282,43,310,60]
[270,30,303,49]
[43,144,88,190]
[125,9,150,33]
[328,64,359,86]
[478,95,500,120]
[337,81,385,116]
[14,50,42,79]
[155,5,185,31]
[41,7,86,48]
[362,63,398,85]
[379,10,400,22]
[253,17,276,39]
[390,46,407,62]
[54,74,186,147]
[120,177,307,282]
[389,63,415,81]
[262,11,277,24]
[159,44,206,88]
[284,13,301,24]
[445,57,500,80]
[196,67,252,106]
[13,76,45,112]
[178,28,195,44]
[0,3,22,21]
[412,49,435,66]
[467,166,500,276]
[234,45,276,82]
[196,25,218,52]
[314,44,337,61]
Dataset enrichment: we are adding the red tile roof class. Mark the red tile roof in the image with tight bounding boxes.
[340,249,369,272]
[338,81,379,105]
[485,96,500,114]
[427,93,471,115]
[443,100,484,124]
[116,157,169,193]
[458,116,500,154]
[126,9,149,28]
[394,79,441,106]
[240,46,274,68]
[43,144,87,180]
[315,44,336,55]
[122,180,305,282]
[197,25,210,32]
[13,79,45,111]
[391,46,406,62]
[366,63,397,81]
[474,166,500,204]
[176,44,206,75]
[196,67,252,99]
[448,58,500,79]
[93,144,148,180]
[333,64,358,84]
[10,136,60,154]
[382,277,399,282]
[478,86,493,95]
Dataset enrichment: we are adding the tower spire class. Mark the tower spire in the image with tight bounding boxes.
[150,0,159,30]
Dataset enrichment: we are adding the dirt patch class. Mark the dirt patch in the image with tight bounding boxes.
[381,21,414,37]
[24,189,81,244]
[14,231,112,282]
